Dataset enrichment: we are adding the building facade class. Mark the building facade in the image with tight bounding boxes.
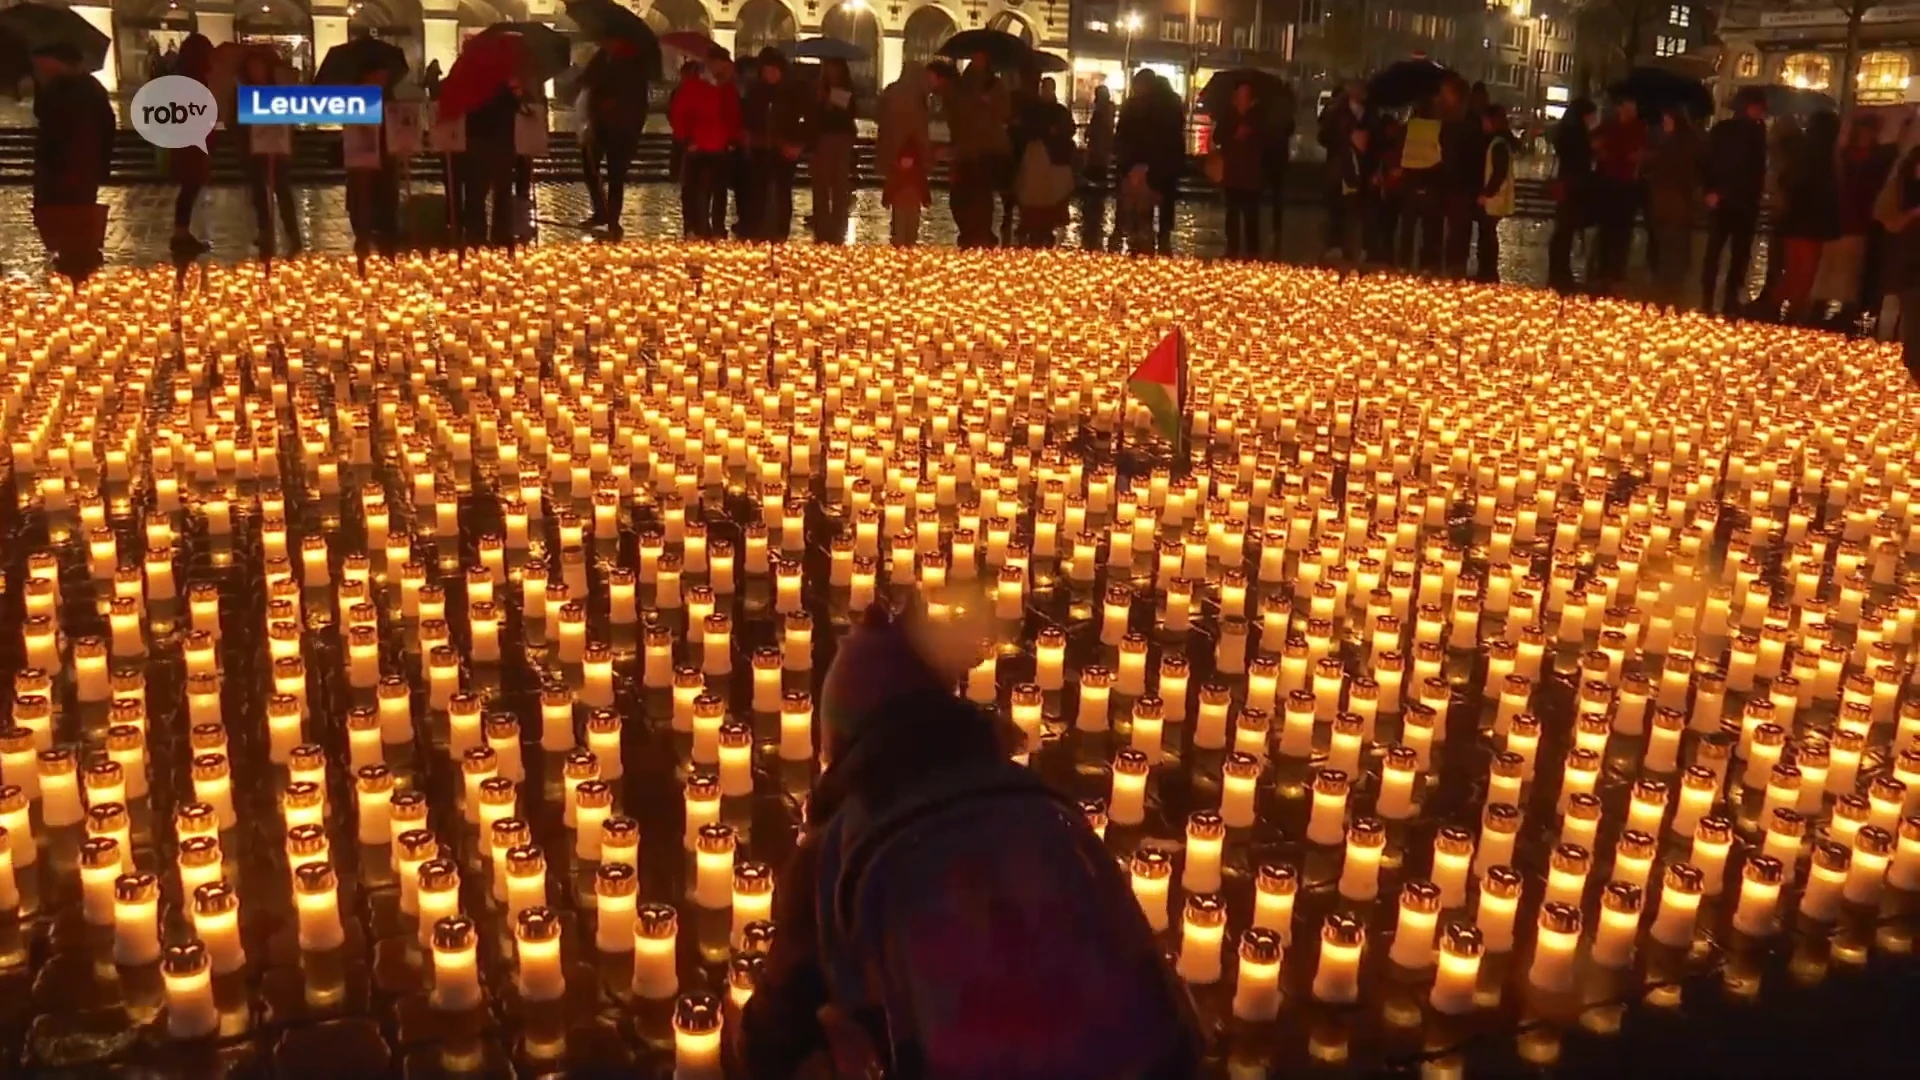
[1474,1,1578,124]
[1718,2,1920,108]
[1063,0,1289,108]
[28,0,1063,97]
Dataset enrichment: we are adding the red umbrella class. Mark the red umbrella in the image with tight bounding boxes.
[660,30,714,56]
[437,30,529,119]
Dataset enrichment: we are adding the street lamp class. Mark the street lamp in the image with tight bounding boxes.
[1122,11,1143,77]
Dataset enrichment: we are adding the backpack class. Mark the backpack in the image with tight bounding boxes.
[827,763,1204,1079]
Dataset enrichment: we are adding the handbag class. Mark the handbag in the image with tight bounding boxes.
[35,203,108,258]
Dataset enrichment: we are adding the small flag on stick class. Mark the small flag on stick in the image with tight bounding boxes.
[1126,327,1187,452]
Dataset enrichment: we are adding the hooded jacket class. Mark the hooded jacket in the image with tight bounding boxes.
[876,65,931,171]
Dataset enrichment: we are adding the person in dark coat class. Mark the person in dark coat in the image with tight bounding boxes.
[170,33,215,254]
[1643,107,1703,303]
[929,54,1012,249]
[1151,74,1186,253]
[1261,80,1296,256]
[1115,69,1187,254]
[1084,83,1115,183]
[1700,87,1769,315]
[237,48,301,258]
[1215,82,1265,259]
[731,601,1205,1080]
[1873,143,1920,378]
[580,38,651,240]
[30,42,114,278]
[1824,112,1895,325]
[463,83,524,247]
[1013,75,1076,247]
[1548,98,1598,293]
[1395,80,1457,272]
[1317,81,1366,261]
[742,47,807,241]
[1439,80,1484,277]
[808,56,859,243]
[1774,108,1842,321]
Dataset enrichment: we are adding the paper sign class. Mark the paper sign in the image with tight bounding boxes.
[249,123,292,156]
[344,125,383,170]
[426,102,466,153]
[385,101,424,156]
[514,101,550,157]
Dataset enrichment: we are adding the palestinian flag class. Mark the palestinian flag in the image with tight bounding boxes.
[1127,328,1186,448]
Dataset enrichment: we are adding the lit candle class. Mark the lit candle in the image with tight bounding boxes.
[1733,854,1784,937]
[1476,865,1522,952]
[1231,928,1283,1021]
[431,916,484,1012]
[163,943,218,1039]
[1528,901,1581,992]
[1130,848,1173,932]
[673,992,725,1080]
[1389,880,1441,969]
[191,881,245,975]
[1846,826,1894,906]
[1429,923,1484,1015]
[515,906,566,1002]
[1311,913,1365,1004]
[694,823,736,910]
[1650,862,1704,948]
[294,862,345,952]
[633,903,680,1000]
[1176,893,1227,984]
[1338,817,1385,901]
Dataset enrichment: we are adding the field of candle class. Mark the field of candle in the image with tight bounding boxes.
[3,244,1920,1075]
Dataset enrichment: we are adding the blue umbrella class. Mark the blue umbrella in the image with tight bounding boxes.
[783,36,868,62]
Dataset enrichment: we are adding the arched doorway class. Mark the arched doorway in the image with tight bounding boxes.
[901,4,955,72]
[984,10,1032,46]
[819,0,878,92]
[348,0,422,75]
[643,0,711,35]
[732,0,794,64]
[113,0,196,90]
[236,0,316,76]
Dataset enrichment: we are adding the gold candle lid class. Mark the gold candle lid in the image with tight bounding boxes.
[596,861,638,897]
[83,759,124,791]
[1813,840,1852,873]
[1743,854,1785,886]
[674,991,723,1035]
[163,941,210,978]
[178,834,221,868]
[490,818,530,849]
[1551,843,1591,874]
[1223,751,1261,781]
[282,781,323,812]
[433,914,477,953]
[602,816,640,847]
[1663,862,1705,895]
[695,823,736,854]
[1538,900,1581,935]
[286,823,328,856]
[1490,751,1524,780]
[586,709,620,736]
[189,722,227,751]
[515,904,560,942]
[37,748,75,776]
[418,858,461,893]
[80,835,121,869]
[637,902,679,939]
[1483,802,1521,834]
[113,869,158,904]
[563,749,599,780]
[1400,879,1442,915]
[190,753,229,781]
[1347,817,1386,849]
[1312,768,1349,796]
[398,829,440,862]
[1184,892,1226,926]
[1440,922,1483,958]
[1321,912,1365,947]
[1600,881,1642,915]
[294,862,338,896]
[85,801,129,834]
[733,861,774,895]
[193,879,238,915]
[1694,816,1733,846]
[1187,810,1225,841]
[0,785,21,814]
[391,789,430,818]
[355,764,393,793]
[1239,927,1282,964]
[1482,865,1523,899]
[1565,792,1602,822]
[1130,847,1172,880]
[0,726,34,754]
[347,707,379,735]
[1113,748,1150,777]
[1856,825,1895,857]
[478,776,517,805]
[483,713,521,740]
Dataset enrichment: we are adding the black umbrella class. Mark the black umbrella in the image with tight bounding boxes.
[477,22,572,82]
[564,0,662,77]
[938,28,1029,70]
[1365,57,1453,110]
[0,2,109,73]
[1764,83,1837,118]
[1031,50,1069,75]
[1608,66,1711,119]
[1199,68,1288,118]
[314,36,408,87]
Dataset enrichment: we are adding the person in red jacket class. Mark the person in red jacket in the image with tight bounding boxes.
[669,46,743,239]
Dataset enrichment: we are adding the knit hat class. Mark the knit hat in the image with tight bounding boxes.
[820,597,987,744]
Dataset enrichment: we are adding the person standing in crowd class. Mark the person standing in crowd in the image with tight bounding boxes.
[238,48,302,258]
[579,36,650,240]
[877,61,932,246]
[420,58,442,98]
[1317,80,1366,263]
[1758,113,1803,310]
[1367,114,1404,266]
[1643,107,1702,304]
[1589,96,1647,295]
[665,59,703,187]
[1773,108,1842,322]
[1339,122,1371,267]
[1116,69,1185,254]
[1874,141,1920,378]
[1439,78,1483,277]
[1547,98,1597,293]
[463,80,525,247]
[741,47,806,241]
[1700,87,1768,315]
[929,55,1011,248]
[808,57,859,244]
[30,42,114,278]
[1817,112,1895,327]
[1084,83,1116,186]
[731,600,1204,1080]
[345,66,400,258]
[1261,80,1296,258]
[1474,104,1515,282]
[1151,74,1185,253]
[572,74,605,230]
[170,33,214,254]
[670,47,742,240]
[1213,80,1265,259]
[1011,75,1076,247]
[1395,82,1451,272]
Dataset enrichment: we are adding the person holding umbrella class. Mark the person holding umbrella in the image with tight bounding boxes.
[929,51,1012,248]
[579,36,651,240]
[1643,106,1703,303]
[669,46,742,239]
[1317,80,1366,262]
[808,56,859,244]
[29,41,113,279]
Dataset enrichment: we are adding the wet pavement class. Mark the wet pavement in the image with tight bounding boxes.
[0,179,1758,304]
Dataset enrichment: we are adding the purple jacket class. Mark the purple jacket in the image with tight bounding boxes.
[738,692,1200,1080]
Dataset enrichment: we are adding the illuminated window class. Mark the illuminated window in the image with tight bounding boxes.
[1857,51,1910,104]
[1669,4,1689,28]
[1736,51,1759,78]
[1161,14,1186,42]
[1780,52,1832,91]
[1654,35,1685,58]
[1195,16,1221,46]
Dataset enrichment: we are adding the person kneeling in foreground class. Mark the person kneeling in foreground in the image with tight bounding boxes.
[735,601,1202,1079]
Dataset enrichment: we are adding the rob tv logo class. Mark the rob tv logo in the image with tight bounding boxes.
[130,75,219,151]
